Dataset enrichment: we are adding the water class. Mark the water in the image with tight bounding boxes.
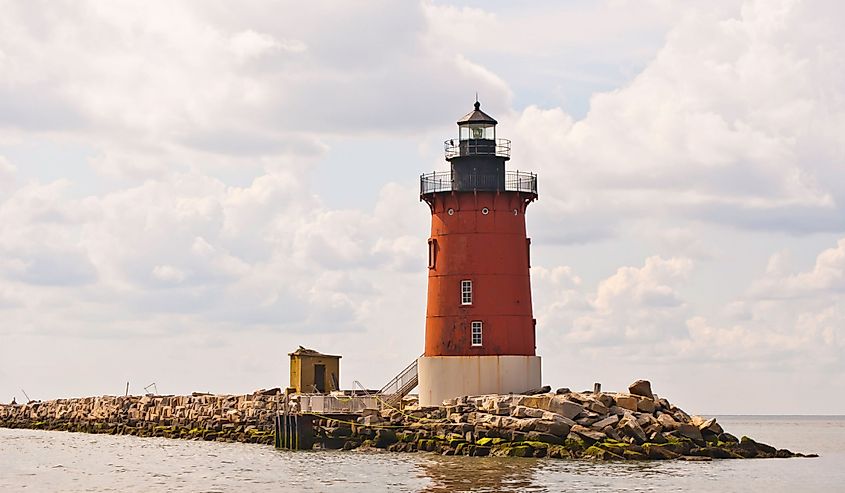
[1,416,843,492]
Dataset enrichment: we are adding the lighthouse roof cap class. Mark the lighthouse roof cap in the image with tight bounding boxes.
[457,100,497,125]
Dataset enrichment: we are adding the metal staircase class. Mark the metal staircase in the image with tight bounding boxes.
[378,357,419,408]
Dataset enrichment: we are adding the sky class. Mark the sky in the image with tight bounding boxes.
[0,0,843,414]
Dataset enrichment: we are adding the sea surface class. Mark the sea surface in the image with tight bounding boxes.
[1,416,843,492]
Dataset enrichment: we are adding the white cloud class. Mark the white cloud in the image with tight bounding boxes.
[512,0,845,239]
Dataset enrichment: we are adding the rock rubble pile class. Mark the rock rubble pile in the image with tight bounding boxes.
[0,390,280,444]
[313,380,816,460]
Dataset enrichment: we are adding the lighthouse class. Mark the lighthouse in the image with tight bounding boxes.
[417,101,541,407]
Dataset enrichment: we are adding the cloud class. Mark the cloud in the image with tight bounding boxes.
[536,237,845,380]
[512,0,845,237]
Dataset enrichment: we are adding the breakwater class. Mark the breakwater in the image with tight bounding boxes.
[307,381,815,460]
[0,380,816,460]
[0,390,279,444]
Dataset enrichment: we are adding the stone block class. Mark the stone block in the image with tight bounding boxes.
[585,400,609,415]
[615,395,638,412]
[628,380,654,400]
[570,424,605,444]
[548,397,583,419]
[656,413,679,431]
[533,419,571,437]
[618,416,647,444]
[590,415,619,430]
[636,398,656,413]
[511,406,545,419]
[677,423,703,442]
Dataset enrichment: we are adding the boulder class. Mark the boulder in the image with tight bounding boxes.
[615,395,639,412]
[636,398,656,413]
[596,394,614,408]
[617,416,647,444]
[548,397,583,420]
[374,429,397,448]
[541,411,575,426]
[698,418,723,435]
[523,385,552,395]
[643,443,680,460]
[533,419,571,437]
[656,413,679,431]
[677,423,703,442]
[590,415,619,430]
[526,431,564,445]
[603,426,622,441]
[516,395,551,411]
[571,425,606,444]
[555,388,571,395]
[628,380,654,400]
[511,406,545,419]
[585,400,609,415]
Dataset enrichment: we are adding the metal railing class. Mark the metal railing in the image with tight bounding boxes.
[379,359,419,396]
[420,170,538,196]
[297,394,381,414]
[444,138,511,159]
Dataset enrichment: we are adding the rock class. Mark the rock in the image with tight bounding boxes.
[603,426,621,441]
[590,415,619,430]
[526,431,563,445]
[649,431,668,444]
[643,443,680,460]
[656,413,679,431]
[677,423,703,442]
[511,406,545,419]
[583,445,624,460]
[541,411,575,426]
[585,400,609,415]
[523,385,551,395]
[615,395,639,412]
[636,398,656,413]
[571,424,606,444]
[533,419,571,437]
[718,432,739,443]
[515,418,536,432]
[739,436,777,456]
[548,397,583,420]
[596,394,614,408]
[628,380,654,400]
[617,416,647,444]
[698,418,723,435]
[555,388,571,395]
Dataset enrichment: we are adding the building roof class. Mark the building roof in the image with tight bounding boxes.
[288,346,342,358]
[457,101,497,125]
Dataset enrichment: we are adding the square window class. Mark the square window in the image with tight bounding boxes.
[471,321,482,346]
[461,280,472,305]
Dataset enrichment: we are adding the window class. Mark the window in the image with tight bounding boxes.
[461,280,472,305]
[471,321,483,346]
[428,238,437,269]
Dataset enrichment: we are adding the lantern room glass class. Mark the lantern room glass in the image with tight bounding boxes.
[459,124,495,141]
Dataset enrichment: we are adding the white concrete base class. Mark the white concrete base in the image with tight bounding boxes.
[417,355,541,407]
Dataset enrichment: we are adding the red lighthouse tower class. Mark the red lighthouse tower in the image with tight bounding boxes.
[417,101,541,406]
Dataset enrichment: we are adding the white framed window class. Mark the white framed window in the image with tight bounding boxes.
[471,321,483,346]
[461,280,472,305]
